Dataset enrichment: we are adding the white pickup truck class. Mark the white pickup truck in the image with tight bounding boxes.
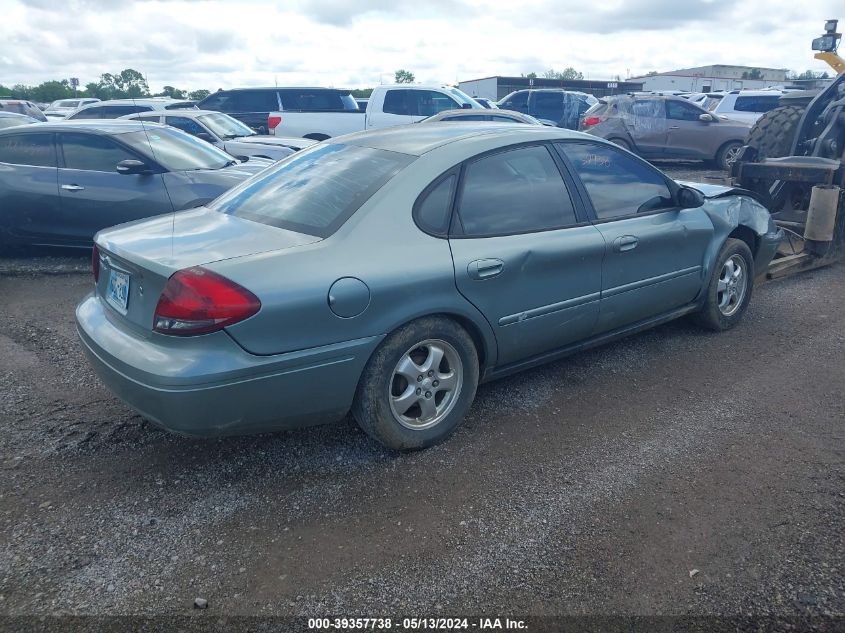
[269,84,484,140]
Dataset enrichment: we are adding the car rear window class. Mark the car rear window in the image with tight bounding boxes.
[0,133,56,167]
[211,143,414,237]
[734,95,781,112]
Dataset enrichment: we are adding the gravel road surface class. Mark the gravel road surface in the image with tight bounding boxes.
[0,163,842,632]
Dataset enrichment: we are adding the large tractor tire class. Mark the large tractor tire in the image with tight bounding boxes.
[745,105,805,160]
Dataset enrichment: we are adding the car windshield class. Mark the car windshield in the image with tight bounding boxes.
[210,143,415,237]
[446,87,483,108]
[198,113,256,139]
[119,127,233,171]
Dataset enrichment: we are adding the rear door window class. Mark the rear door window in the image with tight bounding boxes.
[558,142,673,220]
[165,116,206,136]
[628,99,663,118]
[233,90,279,112]
[60,133,137,172]
[456,145,577,236]
[532,93,564,122]
[734,95,781,112]
[0,133,56,167]
[68,106,106,120]
[210,143,414,237]
[383,90,411,115]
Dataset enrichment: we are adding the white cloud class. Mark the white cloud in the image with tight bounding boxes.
[2,0,839,92]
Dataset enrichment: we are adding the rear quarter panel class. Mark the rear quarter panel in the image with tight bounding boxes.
[213,150,498,366]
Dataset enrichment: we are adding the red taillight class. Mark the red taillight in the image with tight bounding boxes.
[268,115,281,130]
[582,116,603,127]
[153,267,260,336]
[92,244,100,283]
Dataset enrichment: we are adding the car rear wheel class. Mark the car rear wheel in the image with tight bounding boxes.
[692,238,754,331]
[715,141,743,170]
[352,316,479,451]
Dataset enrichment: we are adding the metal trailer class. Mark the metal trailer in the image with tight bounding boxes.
[731,20,845,279]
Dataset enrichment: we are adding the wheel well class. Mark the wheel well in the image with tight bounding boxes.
[304,133,330,141]
[446,313,488,372]
[717,139,744,156]
[378,313,490,374]
[728,225,759,259]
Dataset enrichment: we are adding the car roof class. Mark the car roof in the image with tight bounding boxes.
[0,120,164,135]
[75,98,192,108]
[0,111,36,119]
[124,109,224,118]
[337,123,588,156]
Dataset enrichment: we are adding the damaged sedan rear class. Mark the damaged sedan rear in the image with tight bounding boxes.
[76,124,782,450]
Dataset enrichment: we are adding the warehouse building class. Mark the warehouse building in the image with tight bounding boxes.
[457,76,644,101]
[629,64,789,92]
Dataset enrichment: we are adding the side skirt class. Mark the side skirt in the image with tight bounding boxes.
[481,303,699,383]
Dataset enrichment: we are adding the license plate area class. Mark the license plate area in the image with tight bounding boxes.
[106,269,130,313]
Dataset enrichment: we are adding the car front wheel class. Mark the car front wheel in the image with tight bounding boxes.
[693,238,754,331]
[352,316,479,451]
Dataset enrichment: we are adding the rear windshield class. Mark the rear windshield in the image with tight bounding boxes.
[210,143,414,237]
[583,101,608,116]
[119,127,232,171]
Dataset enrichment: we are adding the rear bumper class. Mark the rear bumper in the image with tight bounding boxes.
[76,293,382,436]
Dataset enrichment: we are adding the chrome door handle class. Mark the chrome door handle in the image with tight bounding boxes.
[61,184,85,191]
[467,258,504,280]
[613,235,639,252]
[668,125,680,129]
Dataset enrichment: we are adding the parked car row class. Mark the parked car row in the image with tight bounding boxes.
[120,109,315,161]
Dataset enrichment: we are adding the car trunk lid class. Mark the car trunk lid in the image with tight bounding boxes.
[94,207,321,332]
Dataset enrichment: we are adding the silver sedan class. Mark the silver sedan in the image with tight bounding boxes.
[76,124,782,450]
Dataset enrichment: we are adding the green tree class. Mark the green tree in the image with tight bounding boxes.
[741,68,763,80]
[157,85,186,99]
[30,80,75,102]
[543,67,584,80]
[188,89,210,101]
[98,69,150,98]
[350,88,373,98]
[526,72,537,79]
[394,69,415,84]
[0,84,14,96]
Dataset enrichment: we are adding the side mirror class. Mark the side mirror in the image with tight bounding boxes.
[677,186,705,209]
[196,132,215,143]
[116,159,149,175]
[699,113,715,123]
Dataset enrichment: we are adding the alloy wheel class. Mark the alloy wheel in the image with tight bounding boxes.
[389,339,463,430]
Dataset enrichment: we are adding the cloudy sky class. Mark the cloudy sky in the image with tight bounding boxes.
[2,0,841,92]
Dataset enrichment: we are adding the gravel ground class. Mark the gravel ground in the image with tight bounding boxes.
[0,163,843,632]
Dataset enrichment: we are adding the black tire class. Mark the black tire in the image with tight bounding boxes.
[693,238,754,331]
[352,316,479,451]
[745,104,804,160]
[715,140,743,170]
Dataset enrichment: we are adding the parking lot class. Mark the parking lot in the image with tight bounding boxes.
[0,158,842,627]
